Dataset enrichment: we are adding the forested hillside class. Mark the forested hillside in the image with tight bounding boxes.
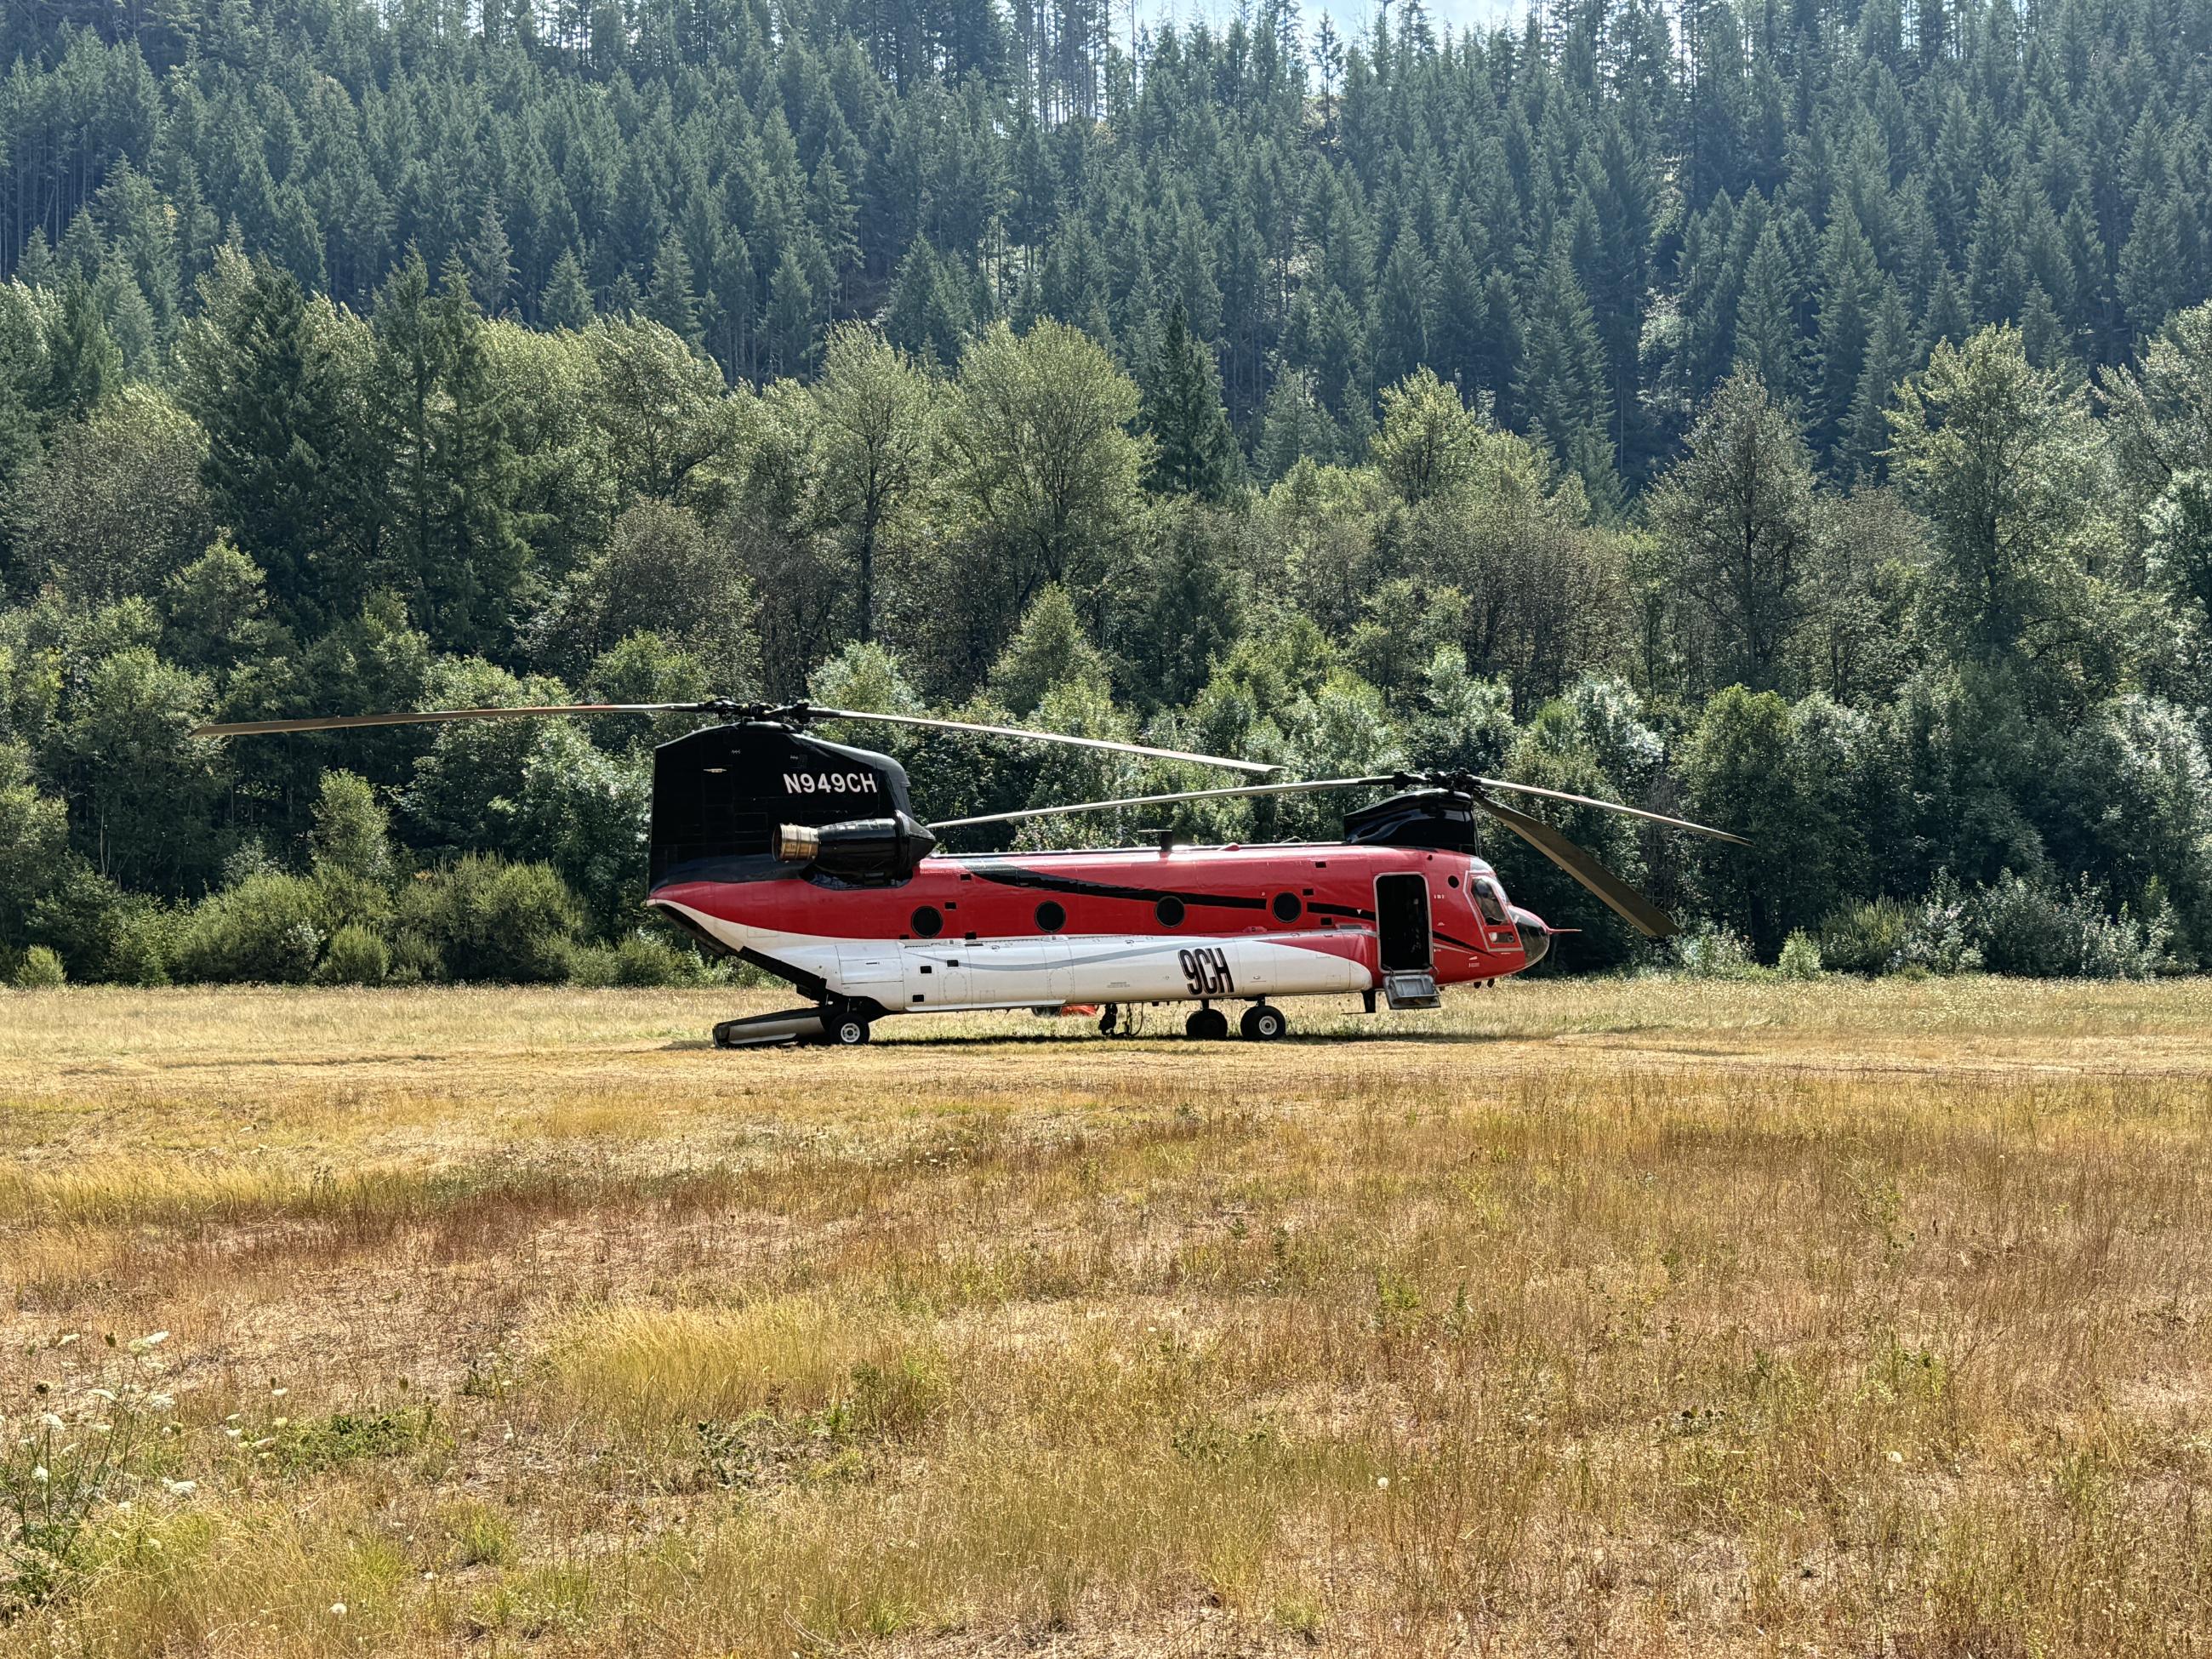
[3,0,2212,987]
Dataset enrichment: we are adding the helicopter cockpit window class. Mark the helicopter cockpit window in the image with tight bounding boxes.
[1474,879,1508,925]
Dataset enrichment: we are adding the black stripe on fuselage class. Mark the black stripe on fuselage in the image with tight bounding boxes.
[962,862,1268,910]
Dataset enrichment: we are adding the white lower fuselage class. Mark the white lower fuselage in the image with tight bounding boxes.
[657,910,1377,1011]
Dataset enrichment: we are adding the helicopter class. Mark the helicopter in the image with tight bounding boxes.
[196,698,1746,1047]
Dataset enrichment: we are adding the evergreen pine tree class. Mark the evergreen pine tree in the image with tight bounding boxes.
[766,248,818,376]
[887,236,971,366]
[1812,203,1878,460]
[1844,279,1917,479]
[647,231,704,351]
[1514,237,1609,465]
[1922,267,1970,351]
[1734,222,1803,405]
[176,259,349,630]
[37,281,121,425]
[466,198,516,317]
[17,229,55,289]
[1374,234,1437,391]
[1142,303,1240,502]
[540,248,594,329]
[1255,368,1338,480]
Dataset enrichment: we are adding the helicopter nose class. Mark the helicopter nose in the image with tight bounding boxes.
[1509,907,1553,969]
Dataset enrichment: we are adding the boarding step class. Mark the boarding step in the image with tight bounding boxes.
[1382,971,1440,1010]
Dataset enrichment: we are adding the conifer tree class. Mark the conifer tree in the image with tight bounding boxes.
[540,248,594,330]
[1514,237,1609,466]
[1844,279,1916,479]
[1813,203,1878,461]
[766,248,818,376]
[1142,303,1240,503]
[1734,222,1803,405]
[174,259,349,631]
[886,237,970,366]
[647,231,704,351]
[1255,368,1337,480]
[1922,268,1970,351]
[37,282,121,426]
[1374,235,1437,392]
[466,199,516,317]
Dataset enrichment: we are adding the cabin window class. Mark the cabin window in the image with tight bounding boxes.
[910,905,944,938]
[1035,901,1066,932]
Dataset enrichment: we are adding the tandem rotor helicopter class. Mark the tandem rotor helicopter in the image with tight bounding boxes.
[197,698,1746,1047]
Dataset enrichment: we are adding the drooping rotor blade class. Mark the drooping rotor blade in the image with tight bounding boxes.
[931,775,1395,830]
[1470,791,1679,939]
[1472,778,1748,845]
[193,704,712,738]
[807,707,1280,775]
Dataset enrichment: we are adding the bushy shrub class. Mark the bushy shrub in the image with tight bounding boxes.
[171,872,327,983]
[387,926,445,985]
[1969,871,2167,979]
[1662,925,1763,979]
[313,923,390,986]
[1776,931,1824,978]
[25,864,134,982]
[1817,898,1914,974]
[106,898,184,986]
[402,856,580,983]
[12,945,65,988]
[1894,875,1983,975]
[613,932,703,986]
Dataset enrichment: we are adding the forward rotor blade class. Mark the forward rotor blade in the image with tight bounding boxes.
[810,708,1279,775]
[1472,778,1748,845]
[930,775,1394,830]
[1471,792,1679,939]
[193,704,707,738]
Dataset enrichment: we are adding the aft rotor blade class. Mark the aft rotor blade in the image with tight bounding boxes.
[193,704,707,738]
[1472,792,1678,939]
[811,708,1279,775]
[931,776,1397,830]
[1472,778,1749,845]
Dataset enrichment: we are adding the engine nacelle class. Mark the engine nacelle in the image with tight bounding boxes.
[773,812,938,881]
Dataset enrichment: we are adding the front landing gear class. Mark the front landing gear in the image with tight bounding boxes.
[1185,1006,1230,1040]
[1240,1003,1287,1040]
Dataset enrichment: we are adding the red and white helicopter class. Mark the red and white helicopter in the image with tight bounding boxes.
[198,699,1745,1046]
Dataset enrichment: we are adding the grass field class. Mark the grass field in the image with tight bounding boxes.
[4,978,2212,1656]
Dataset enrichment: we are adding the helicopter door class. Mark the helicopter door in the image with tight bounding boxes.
[1374,873,1433,972]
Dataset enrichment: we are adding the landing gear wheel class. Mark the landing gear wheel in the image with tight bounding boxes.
[826,1014,870,1046]
[1098,1004,1120,1035]
[1240,1004,1286,1040]
[1186,1006,1230,1040]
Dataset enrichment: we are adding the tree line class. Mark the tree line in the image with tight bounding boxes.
[3,0,2212,984]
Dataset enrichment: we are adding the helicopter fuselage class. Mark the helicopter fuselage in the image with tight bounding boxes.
[649,839,1546,1021]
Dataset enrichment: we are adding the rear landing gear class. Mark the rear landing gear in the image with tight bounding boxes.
[1240,1003,1286,1040]
[824,1012,871,1046]
[1185,1006,1230,1040]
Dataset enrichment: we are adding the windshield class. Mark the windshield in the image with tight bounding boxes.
[1472,876,1508,925]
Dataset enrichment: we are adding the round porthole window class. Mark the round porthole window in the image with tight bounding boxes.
[1154,896,1186,926]
[910,905,944,938]
[1035,900,1067,932]
[1271,892,1303,922]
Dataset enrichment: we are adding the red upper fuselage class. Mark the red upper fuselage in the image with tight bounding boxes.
[653,839,1536,997]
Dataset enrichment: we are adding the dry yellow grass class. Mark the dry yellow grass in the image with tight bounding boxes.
[3,977,2211,1656]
